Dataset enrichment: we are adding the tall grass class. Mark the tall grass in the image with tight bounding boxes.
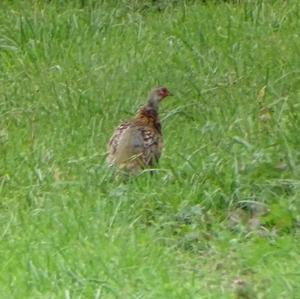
[1,0,300,298]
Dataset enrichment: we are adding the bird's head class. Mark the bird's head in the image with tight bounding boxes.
[151,86,172,101]
[147,86,173,109]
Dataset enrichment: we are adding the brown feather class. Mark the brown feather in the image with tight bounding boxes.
[106,87,171,173]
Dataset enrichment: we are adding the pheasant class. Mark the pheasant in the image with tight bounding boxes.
[107,87,172,173]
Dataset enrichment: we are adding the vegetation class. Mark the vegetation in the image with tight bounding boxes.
[1,0,300,298]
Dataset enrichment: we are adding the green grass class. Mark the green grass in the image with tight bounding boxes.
[1,0,300,298]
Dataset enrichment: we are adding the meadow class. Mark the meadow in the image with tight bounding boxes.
[1,0,300,298]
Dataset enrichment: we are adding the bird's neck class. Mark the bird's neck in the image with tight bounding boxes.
[147,95,160,111]
[136,104,159,120]
[134,104,161,133]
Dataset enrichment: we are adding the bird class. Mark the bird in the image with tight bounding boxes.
[107,86,172,174]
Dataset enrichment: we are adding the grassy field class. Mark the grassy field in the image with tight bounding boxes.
[1,0,300,298]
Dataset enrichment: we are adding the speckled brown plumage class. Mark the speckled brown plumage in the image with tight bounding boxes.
[107,87,172,173]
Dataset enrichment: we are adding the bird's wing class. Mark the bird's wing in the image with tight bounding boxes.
[107,123,145,166]
[107,123,162,168]
[107,121,131,156]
